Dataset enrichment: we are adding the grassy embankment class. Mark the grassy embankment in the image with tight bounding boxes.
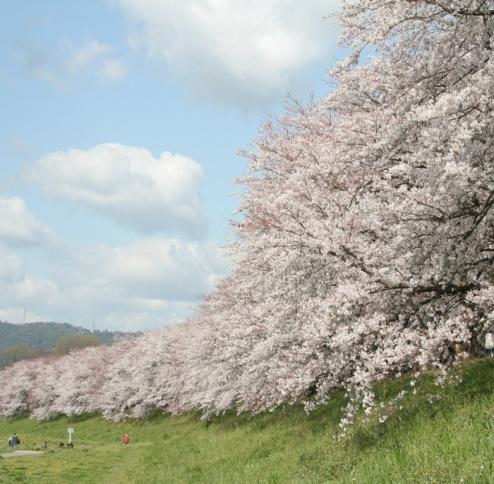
[0,358,493,483]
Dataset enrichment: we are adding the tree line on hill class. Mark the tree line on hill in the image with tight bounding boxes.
[0,322,137,369]
[1,0,494,430]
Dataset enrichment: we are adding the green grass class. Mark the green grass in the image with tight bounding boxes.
[0,359,493,483]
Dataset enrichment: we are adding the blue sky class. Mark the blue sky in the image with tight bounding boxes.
[0,0,343,331]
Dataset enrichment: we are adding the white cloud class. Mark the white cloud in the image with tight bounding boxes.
[100,59,127,82]
[0,249,23,283]
[75,238,225,300]
[6,276,61,308]
[0,196,51,246]
[110,0,341,106]
[66,40,113,73]
[0,239,228,331]
[30,143,206,237]
[16,38,126,86]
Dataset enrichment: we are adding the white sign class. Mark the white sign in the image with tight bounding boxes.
[67,427,75,445]
[485,333,494,350]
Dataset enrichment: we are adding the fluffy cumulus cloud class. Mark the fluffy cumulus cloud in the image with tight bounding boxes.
[59,238,226,303]
[111,0,341,106]
[1,143,225,330]
[0,196,51,246]
[31,143,206,238]
[0,238,228,331]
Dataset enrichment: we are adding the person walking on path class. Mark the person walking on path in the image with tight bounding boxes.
[123,434,129,447]
[8,433,20,452]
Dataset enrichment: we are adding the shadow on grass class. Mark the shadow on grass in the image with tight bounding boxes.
[178,358,494,443]
[204,390,348,438]
[66,412,101,423]
[4,411,31,422]
[345,358,494,453]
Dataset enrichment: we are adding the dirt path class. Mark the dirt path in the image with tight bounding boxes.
[0,450,44,459]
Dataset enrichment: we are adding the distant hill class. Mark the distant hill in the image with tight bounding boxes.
[0,321,139,368]
[0,321,134,352]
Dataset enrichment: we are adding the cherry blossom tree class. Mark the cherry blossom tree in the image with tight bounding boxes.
[190,0,494,418]
[1,0,494,426]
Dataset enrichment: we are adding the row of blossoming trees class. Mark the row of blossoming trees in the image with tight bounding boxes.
[2,0,494,424]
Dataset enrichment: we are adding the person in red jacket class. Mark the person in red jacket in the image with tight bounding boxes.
[123,434,129,446]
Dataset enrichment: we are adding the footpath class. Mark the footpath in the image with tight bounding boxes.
[0,450,44,459]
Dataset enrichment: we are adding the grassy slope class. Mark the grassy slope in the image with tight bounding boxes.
[0,359,493,484]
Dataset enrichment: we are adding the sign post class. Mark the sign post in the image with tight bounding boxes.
[67,427,75,446]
